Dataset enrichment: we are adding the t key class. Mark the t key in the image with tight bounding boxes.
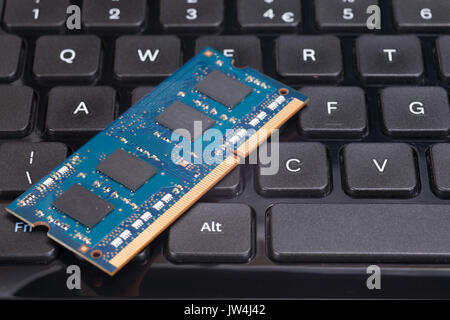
[381,87,450,138]
[46,87,117,137]
[255,142,330,197]
[298,87,368,138]
[0,142,68,196]
[238,0,301,31]
[356,35,424,83]
[342,143,419,198]
[33,36,102,83]
[114,36,182,82]
[393,0,450,32]
[82,0,147,33]
[3,0,70,32]
[160,0,224,32]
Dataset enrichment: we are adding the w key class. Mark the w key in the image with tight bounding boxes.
[0,142,68,196]
[342,143,419,198]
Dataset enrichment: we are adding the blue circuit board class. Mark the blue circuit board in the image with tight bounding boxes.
[7,48,308,275]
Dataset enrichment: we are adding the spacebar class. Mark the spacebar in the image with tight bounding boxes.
[268,203,450,263]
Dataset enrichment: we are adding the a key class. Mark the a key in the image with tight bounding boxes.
[166,203,253,263]
[429,144,450,199]
[3,0,70,32]
[392,0,450,32]
[315,0,379,31]
[0,35,23,82]
[298,87,367,138]
[381,87,450,138]
[195,36,262,70]
[237,0,301,31]
[208,167,241,197]
[0,203,57,263]
[0,86,34,138]
[437,36,450,81]
[33,35,102,83]
[342,143,419,198]
[160,0,224,32]
[268,203,450,263]
[46,87,116,137]
[356,35,424,83]
[255,142,330,197]
[0,142,68,196]
[114,36,182,82]
[276,35,343,82]
[82,0,147,33]
[131,86,155,105]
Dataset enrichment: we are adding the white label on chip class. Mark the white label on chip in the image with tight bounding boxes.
[267,102,278,110]
[141,211,152,222]
[111,237,123,248]
[275,96,286,104]
[153,201,164,211]
[132,219,144,229]
[119,230,132,240]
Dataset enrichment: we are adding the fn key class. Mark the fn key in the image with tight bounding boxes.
[166,203,253,263]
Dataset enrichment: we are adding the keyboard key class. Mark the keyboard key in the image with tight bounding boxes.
[356,35,424,83]
[46,87,116,137]
[429,144,450,199]
[160,0,224,32]
[114,36,182,82]
[131,87,155,105]
[3,0,70,32]
[393,0,450,32]
[82,0,147,33]
[0,86,34,138]
[166,203,253,263]
[195,36,262,70]
[208,167,241,197]
[0,35,23,82]
[437,36,450,81]
[342,143,419,198]
[0,203,57,263]
[381,87,450,138]
[0,142,68,196]
[255,142,330,197]
[33,36,102,83]
[268,203,450,263]
[237,0,301,31]
[315,0,379,31]
[276,35,342,82]
[298,87,367,138]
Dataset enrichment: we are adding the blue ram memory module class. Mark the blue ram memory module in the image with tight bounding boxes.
[7,48,309,275]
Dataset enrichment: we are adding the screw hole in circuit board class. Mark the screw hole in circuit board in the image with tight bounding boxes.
[91,250,102,259]
[278,88,289,95]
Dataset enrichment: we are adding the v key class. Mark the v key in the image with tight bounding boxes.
[372,159,388,173]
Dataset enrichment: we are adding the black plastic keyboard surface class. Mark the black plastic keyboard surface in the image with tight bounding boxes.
[1,0,450,299]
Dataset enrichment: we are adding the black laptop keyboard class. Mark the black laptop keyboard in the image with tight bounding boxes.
[1,0,450,298]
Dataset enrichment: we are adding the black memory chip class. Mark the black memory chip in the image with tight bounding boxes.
[156,101,215,141]
[53,184,115,229]
[97,149,157,192]
[195,70,253,108]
